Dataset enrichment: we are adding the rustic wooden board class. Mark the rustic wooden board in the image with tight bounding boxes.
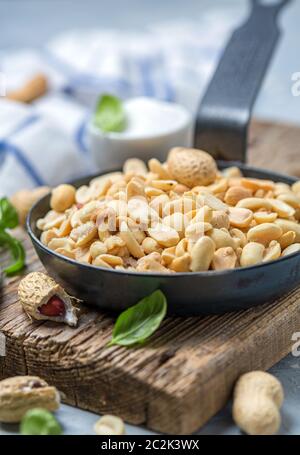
[248,119,300,177]
[1,120,300,435]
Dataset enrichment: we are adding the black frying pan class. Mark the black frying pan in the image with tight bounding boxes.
[27,0,297,315]
[27,163,300,315]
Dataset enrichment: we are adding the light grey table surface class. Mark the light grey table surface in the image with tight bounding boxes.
[0,0,300,436]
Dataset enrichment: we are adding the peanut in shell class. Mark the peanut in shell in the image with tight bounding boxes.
[167,147,217,187]
[18,272,78,326]
[0,376,60,423]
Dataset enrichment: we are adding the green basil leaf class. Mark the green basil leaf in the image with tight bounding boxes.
[108,290,167,347]
[0,230,25,275]
[20,408,62,435]
[0,197,19,230]
[94,94,126,133]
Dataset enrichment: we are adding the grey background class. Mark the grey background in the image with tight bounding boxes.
[1,0,300,435]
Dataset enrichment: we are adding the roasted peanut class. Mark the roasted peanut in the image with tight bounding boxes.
[230,228,247,248]
[185,222,212,242]
[169,253,191,272]
[119,221,144,258]
[10,186,50,225]
[282,243,300,256]
[278,230,296,250]
[162,212,187,237]
[136,253,170,273]
[93,257,112,268]
[240,242,264,267]
[237,197,272,211]
[126,177,145,199]
[241,178,274,192]
[190,236,215,271]
[175,238,189,257]
[7,73,48,103]
[96,254,123,267]
[94,415,125,436]
[228,207,253,228]
[200,192,228,212]
[275,219,300,242]
[292,180,300,194]
[89,241,108,258]
[75,246,91,264]
[212,247,237,270]
[222,166,242,178]
[274,182,291,196]
[165,198,194,217]
[263,241,281,262]
[48,237,75,252]
[224,186,252,206]
[268,199,295,218]
[123,158,147,175]
[209,228,237,250]
[210,210,230,229]
[148,223,180,247]
[40,229,57,246]
[70,221,97,247]
[206,178,228,195]
[151,179,177,192]
[253,211,277,224]
[161,246,176,265]
[142,237,162,254]
[148,158,171,179]
[144,186,164,197]
[104,235,126,254]
[277,192,300,209]
[37,210,65,231]
[190,205,213,223]
[50,184,76,212]
[247,223,282,245]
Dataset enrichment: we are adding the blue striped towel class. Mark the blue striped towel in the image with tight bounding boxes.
[0,14,238,196]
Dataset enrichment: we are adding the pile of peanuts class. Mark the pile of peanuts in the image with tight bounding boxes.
[37,147,300,273]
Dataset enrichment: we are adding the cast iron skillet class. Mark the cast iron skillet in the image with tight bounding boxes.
[27,162,300,315]
[27,0,296,314]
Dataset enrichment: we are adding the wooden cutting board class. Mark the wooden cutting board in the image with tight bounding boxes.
[1,119,300,435]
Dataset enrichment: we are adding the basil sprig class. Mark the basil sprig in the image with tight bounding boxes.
[20,408,62,435]
[108,290,167,347]
[0,197,19,230]
[94,94,126,133]
[0,197,25,275]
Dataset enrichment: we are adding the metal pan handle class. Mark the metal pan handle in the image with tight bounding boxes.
[194,0,291,162]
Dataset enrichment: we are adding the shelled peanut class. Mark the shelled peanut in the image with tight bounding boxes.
[36,147,300,273]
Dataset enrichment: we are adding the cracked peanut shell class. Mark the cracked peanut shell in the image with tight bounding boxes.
[18,272,78,326]
[0,376,60,423]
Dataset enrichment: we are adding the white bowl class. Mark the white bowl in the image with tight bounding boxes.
[88,97,193,171]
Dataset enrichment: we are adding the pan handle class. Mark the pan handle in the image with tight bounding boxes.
[194,0,291,162]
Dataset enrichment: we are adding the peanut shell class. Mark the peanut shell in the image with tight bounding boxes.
[167,147,217,187]
[0,376,60,423]
[18,272,78,326]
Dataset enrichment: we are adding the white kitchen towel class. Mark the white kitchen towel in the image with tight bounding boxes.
[0,10,243,197]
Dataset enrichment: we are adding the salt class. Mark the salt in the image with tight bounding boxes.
[109,97,191,139]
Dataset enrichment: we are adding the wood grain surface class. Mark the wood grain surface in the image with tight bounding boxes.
[1,120,300,434]
[249,120,300,177]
